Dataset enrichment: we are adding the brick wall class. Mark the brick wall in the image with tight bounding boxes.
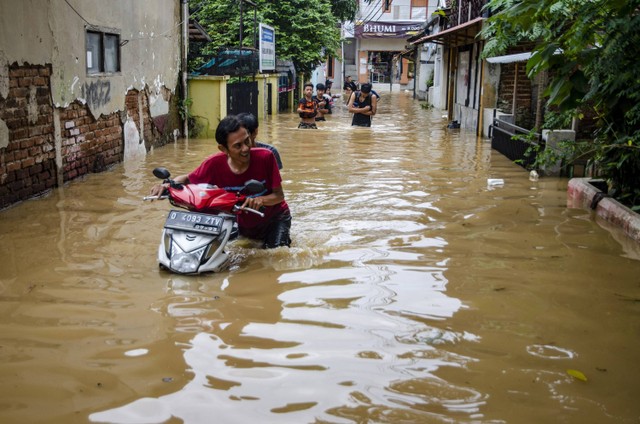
[0,63,179,210]
[497,62,534,127]
[125,89,165,148]
[59,102,123,179]
[0,64,56,209]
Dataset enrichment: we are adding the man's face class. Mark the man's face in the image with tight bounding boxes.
[220,127,251,164]
[316,89,325,97]
[304,86,313,97]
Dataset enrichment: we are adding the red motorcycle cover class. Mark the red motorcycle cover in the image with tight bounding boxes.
[168,184,242,214]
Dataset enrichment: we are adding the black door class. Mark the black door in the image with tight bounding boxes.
[227,82,258,117]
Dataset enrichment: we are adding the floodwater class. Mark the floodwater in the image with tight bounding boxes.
[1,91,639,424]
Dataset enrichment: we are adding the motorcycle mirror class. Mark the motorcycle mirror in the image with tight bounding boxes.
[153,167,171,180]
[243,179,265,194]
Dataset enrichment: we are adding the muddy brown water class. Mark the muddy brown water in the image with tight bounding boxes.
[1,91,639,424]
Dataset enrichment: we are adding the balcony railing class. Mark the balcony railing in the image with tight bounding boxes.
[448,0,489,27]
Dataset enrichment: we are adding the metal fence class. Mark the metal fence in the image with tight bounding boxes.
[490,118,541,169]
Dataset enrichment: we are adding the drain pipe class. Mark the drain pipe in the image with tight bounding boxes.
[182,0,189,139]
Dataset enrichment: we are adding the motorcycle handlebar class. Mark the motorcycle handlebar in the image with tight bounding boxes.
[143,195,168,201]
[236,205,265,218]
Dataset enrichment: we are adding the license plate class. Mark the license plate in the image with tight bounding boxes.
[164,210,224,235]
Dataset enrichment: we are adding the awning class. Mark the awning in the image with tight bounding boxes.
[411,16,484,47]
[486,49,563,64]
[486,52,532,64]
[394,48,416,61]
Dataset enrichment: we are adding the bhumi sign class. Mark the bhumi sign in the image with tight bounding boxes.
[355,21,422,38]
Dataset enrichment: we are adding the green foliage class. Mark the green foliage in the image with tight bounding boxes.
[178,98,203,136]
[190,0,347,76]
[542,110,572,130]
[482,0,640,208]
[330,0,360,22]
[425,70,434,88]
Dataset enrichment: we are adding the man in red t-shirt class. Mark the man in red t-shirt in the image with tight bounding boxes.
[150,115,291,248]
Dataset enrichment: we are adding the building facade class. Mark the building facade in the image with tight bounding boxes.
[314,0,433,94]
[0,0,182,209]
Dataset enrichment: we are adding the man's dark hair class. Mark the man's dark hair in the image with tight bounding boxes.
[215,115,243,147]
[304,82,314,90]
[236,112,259,134]
[316,83,326,91]
[360,83,372,94]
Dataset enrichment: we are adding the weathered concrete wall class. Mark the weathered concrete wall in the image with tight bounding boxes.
[0,0,181,118]
[0,0,182,208]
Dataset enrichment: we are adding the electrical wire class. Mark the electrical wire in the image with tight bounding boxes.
[63,0,204,46]
[64,0,92,25]
[358,0,384,25]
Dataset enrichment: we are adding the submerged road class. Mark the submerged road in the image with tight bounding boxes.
[1,90,639,423]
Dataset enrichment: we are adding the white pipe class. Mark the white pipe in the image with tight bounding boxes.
[182,0,189,140]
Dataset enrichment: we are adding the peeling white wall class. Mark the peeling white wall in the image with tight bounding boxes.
[0,0,181,119]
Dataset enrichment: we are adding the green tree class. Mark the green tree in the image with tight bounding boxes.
[482,0,640,209]
[190,0,356,77]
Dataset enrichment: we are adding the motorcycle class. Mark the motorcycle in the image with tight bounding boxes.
[144,167,265,274]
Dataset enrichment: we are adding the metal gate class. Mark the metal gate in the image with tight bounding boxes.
[267,83,273,115]
[227,82,258,117]
[490,118,540,169]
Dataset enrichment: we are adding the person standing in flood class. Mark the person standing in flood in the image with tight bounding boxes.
[348,83,377,127]
[314,83,331,122]
[236,112,283,170]
[297,83,318,129]
[343,75,358,97]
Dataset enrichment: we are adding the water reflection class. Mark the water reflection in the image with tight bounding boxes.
[91,256,472,423]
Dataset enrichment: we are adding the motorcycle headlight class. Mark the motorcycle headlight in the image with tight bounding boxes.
[170,243,207,274]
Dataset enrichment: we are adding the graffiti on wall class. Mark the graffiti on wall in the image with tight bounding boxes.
[81,79,111,110]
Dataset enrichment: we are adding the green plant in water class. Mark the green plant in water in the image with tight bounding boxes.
[178,98,204,137]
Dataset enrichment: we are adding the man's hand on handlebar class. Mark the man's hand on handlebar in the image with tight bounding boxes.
[241,196,265,213]
[150,183,169,198]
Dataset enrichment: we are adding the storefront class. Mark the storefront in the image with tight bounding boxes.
[354,20,422,87]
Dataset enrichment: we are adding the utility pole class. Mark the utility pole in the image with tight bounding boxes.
[238,0,257,83]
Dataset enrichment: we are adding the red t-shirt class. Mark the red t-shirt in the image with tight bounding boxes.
[188,148,289,239]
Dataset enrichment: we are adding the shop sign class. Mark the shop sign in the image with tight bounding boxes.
[355,21,422,38]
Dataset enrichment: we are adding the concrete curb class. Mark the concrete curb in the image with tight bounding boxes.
[567,178,640,244]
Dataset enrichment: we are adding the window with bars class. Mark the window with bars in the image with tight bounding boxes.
[86,30,120,74]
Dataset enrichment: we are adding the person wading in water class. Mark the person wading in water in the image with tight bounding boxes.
[347,83,377,127]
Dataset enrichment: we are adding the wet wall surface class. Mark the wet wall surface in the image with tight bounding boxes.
[1,92,639,423]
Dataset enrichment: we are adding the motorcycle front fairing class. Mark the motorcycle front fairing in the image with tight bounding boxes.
[156,183,246,274]
[158,210,236,274]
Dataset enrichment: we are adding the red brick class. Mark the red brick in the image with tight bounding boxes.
[6,161,21,172]
[18,77,32,87]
